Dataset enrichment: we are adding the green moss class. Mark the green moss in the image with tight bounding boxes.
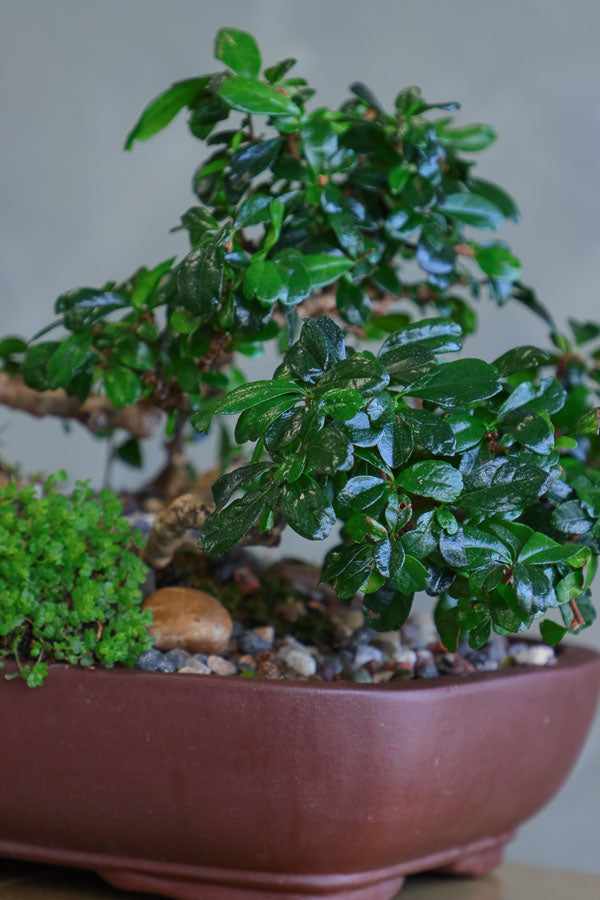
[0,472,152,686]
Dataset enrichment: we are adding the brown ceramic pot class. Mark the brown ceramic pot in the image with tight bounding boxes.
[1,643,599,900]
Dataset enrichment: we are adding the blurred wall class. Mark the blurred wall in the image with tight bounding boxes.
[1,0,599,874]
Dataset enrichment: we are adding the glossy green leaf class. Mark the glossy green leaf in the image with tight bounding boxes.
[470,178,520,222]
[439,123,496,151]
[235,394,302,443]
[439,193,504,230]
[518,532,590,567]
[399,408,456,455]
[316,355,389,397]
[211,462,273,507]
[539,619,569,646]
[380,318,462,355]
[216,379,304,414]
[398,461,463,502]
[513,562,556,613]
[235,193,274,227]
[475,244,522,281]
[103,364,142,407]
[501,407,554,454]
[125,78,209,149]
[377,421,414,468]
[460,460,548,513]
[378,343,436,384]
[403,358,500,407]
[303,253,355,289]
[319,387,365,423]
[364,582,413,631]
[306,426,354,474]
[215,28,261,78]
[199,486,272,556]
[336,476,388,517]
[218,76,301,117]
[493,345,551,376]
[47,334,92,389]
[178,244,224,320]
[391,554,428,594]
[337,280,371,327]
[243,260,284,304]
[281,476,336,540]
[301,117,338,173]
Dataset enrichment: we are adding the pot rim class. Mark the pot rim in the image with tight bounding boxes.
[3,640,599,696]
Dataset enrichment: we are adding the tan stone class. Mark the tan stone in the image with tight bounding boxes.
[143,587,233,654]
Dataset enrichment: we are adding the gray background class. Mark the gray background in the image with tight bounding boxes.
[1,0,598,874]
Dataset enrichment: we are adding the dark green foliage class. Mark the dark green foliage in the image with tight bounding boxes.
[0,474,152,686]
[198,315,600,647]
[1,27,539,436]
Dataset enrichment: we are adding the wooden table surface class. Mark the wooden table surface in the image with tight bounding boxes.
[0,860,598,899]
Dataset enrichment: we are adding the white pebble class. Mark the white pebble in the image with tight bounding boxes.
[511,644,556,667]
[354,645,384,669]
[390,647,417,667]
[283,649,317,677]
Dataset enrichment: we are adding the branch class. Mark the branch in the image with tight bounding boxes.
[0,373,162,439]
[143,491,283,569]
[569,597,586,630]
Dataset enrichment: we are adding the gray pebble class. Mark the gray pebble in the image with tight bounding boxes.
[415,662,439,679]
[239,631,272,655]
[165,648,190,669]
[192,653,208,664]
[321,657,344,681]
[136,649,165,672]
[155,656,177,673]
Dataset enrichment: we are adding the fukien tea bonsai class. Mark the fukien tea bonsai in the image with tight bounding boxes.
[1,27,599,686]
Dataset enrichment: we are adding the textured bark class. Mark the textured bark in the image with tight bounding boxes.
[144,493,213,568]
[0,373,162,439]
[144,491,283,569]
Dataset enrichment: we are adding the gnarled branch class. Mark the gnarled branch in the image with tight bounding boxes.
[143,491,283,569]
[0,373,162,439]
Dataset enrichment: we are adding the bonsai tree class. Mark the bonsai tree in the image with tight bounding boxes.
[1,27,599,676]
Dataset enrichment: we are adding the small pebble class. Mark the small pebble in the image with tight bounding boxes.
[372,671,395,684]
[321,658,344,681]
[389,647,417,668]
[252,626,275,646]
[257,660,282,679]
[283,649,317,677]
[165,648,190,669]
[240,630,273,655]
[178,661,211,675]
[415,662,439,679]
[136,649,165,672]
[353,668,373,683]
[510,644,556,667]
[354,645,384,669]
[207,655,237,676]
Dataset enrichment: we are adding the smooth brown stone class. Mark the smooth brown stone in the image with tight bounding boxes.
[142,587,232,654]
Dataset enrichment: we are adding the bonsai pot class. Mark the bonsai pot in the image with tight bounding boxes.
[1,642,599,900]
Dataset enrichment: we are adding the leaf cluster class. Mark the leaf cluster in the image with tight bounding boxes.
[198,315,600,649]
[0,474,152,686]
[0,26,548,463]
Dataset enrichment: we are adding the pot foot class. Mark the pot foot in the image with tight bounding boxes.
[99,868,406,900]
[435,830,514,878]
